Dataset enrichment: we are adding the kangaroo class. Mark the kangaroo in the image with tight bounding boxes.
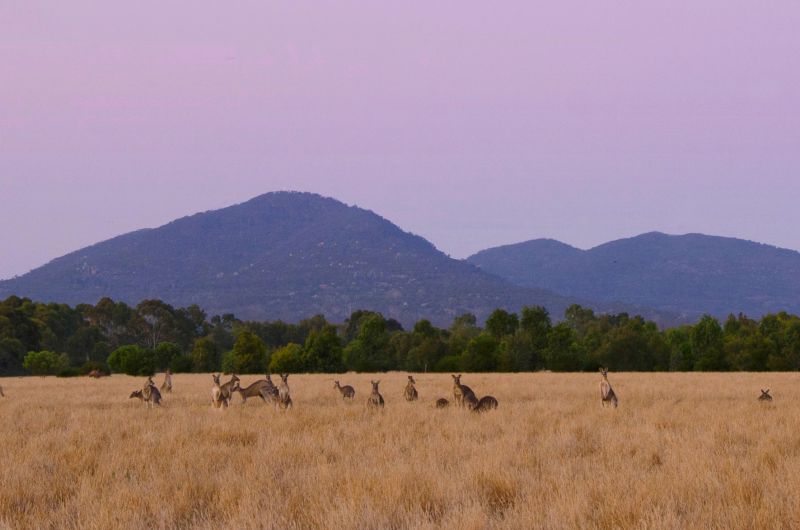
[472,395,499,413]
[277,374,293,410]
[131,380,161,407]
[463,392,479,410]
[759,389,773,402]
[452,374,476,408]
[160,369,172,393]
[236,379,272,404]
[87,370,106,378]
[435,398,450,408]
[211,373,228,409]
[334,380,355,400]
[219,374,240,403]
[599,368,618,408]
[367,380,384,409]
[404,375,419,402]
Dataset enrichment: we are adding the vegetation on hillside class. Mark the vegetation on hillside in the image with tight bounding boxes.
[2,295,799,376]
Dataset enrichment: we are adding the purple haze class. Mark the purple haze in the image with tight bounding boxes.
[2,2,799,280]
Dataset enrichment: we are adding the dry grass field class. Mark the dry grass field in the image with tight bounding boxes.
[1,372,799,529]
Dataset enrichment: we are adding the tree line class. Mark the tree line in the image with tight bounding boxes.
[1,295,799,376]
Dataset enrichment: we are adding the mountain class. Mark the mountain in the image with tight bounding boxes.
[0,192,668,327]
[468,232,800,320]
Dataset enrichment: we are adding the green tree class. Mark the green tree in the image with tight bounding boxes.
[485,309,519,339]
[544,323,582,371]
[304,324,344,372]
[460,334,499,372]
[343,314,391,371]
[222,331,267,374]
[154,342,181,370]
[692,315,727,371]
[191,338,219,372]
[107,345,156,376]
[23,350,69,376]
[269,343,307,373]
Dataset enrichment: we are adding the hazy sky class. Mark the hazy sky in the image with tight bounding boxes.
[2,2,799,280]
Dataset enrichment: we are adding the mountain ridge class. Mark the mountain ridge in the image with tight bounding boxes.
[468,231,800,319]
[0,191,672,327]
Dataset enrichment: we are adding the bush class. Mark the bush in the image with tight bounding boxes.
[23,350,70,376]
[269,343,307,373]
[169,354,193,373]
[56,367,82,378]
[221,331,268,374]
[433,355,461,372]
[107,345,156,376]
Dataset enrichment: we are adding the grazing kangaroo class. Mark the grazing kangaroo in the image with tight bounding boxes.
[599,368,618,408]
[472,395,499,413]
[211,373,228,409]
[435,398,450,408]
[277,374,293,410]
[236,379,272,404]
[334,380,356,400]
[160,369,172,393]
[759,389,773,402]
[131,379,161,407]
[404,375,419,402]
[367,380,385,409]
[452,374,476,408]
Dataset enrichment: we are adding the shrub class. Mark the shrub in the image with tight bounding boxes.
[169,354,193,373]
[23,350,70,376]
[107,345,156,376]
[269,343,307,373]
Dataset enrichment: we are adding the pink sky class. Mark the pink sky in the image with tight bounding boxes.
[2,1,799,279]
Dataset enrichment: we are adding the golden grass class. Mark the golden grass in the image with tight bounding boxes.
[1,372,799,529]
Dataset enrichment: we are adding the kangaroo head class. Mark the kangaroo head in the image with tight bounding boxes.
[408,375,416,384]
[281,374,289,383]
[762,389,770,396]
[452,374,461,384]
[129,390,142,399]
[230,374,240,383]
[599,367,609,377]
[371,380,380,391]
[212,373,221,384]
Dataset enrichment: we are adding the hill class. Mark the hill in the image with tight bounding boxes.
[0,192,666,326]
[468,232,800,320]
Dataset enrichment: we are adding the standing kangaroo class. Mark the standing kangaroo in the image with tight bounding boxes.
[278,374,293,410]
[452,374,476,408]
[211,373,228,409]
[367,380,384,409]
[404,375,418,402]
[160,369,172,393]
[334,380,356,400]
[220,374,240,404]
[758,389,773,402]
[599,368,618,408]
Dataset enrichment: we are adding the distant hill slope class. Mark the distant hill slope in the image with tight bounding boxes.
[0,192,669,326]
[468,232,800,320]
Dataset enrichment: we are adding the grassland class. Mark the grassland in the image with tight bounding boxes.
[1,372,799,529]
